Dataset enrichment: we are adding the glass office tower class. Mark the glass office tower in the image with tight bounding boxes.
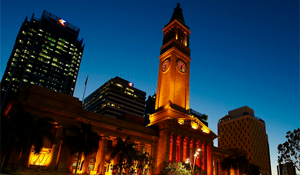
[83,76,146,119]
[1,10,84,109]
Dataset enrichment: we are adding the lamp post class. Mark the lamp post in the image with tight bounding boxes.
[185,148,201,175]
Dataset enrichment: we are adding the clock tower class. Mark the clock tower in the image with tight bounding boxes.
[156,3,191,111]
[149,3,192,125]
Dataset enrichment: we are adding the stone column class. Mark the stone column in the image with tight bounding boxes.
[182,137,188,162]
[213,159,217,175]
[48,126,64,171]
[207,144,212,175]
[97,139,108,174]
[171,134,177,162]
[57,128,72,173]
[189,139,194,165]
[175,135,181,162]
[196,141,201,167]
[82,154,90,174]
[155,129,171,174]
[180,136,184,162]
[202,142,207,171]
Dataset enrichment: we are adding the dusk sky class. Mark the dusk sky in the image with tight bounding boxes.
[1,0,299,174]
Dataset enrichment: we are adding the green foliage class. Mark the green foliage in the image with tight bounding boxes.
[221,156,236,175]
[278,128,300,171]
[158,162,191,175]
[1,109,55,174]
[110,137,155,175]
[65,121,100,175]
[135,152,154,175]
[248,163,260,175]
[221,156,259,175]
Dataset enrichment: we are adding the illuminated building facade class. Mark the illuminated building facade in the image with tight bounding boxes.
[218,106,272,175]
[83,76,146,118]
[2,4,254,175]
[148,3,218,174]
[0,10,84,109]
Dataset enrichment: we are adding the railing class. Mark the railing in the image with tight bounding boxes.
[42,10,80,32]
[218,112,265,123]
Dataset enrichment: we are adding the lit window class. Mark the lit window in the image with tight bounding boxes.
[116,83,123,88]
[29,147,52,166]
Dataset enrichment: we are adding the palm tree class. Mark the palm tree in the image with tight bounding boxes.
[1,109,55,172]
[236,156,249,175]
[110,137,137,175]
[248,163,260,175]
[221,156,237,175]
[65,121,100,175]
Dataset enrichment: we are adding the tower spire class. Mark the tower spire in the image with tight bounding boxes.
[169,3,185,25]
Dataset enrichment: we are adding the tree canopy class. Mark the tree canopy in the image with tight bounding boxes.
[278,128,300,171]
[65,121,100,175]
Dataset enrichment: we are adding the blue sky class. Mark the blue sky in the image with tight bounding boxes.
[1,0,299,174]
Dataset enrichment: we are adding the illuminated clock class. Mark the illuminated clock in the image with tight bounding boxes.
[162,59,170,72]
[176,60,186,73]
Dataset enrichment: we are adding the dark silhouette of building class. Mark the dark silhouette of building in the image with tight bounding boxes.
[277,162,296,175]
[83,76,146,119]
[1,10,84,109]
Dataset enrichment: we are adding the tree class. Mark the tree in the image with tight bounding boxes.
[236,156,249,174]
[110,137,137,175]
[159,162,191,175]
[1,109,55,173]
[135,152,154,175]
[65,121,100,175]
[248,163,260,175]
[221,156,237,175]
[278,128,300,171]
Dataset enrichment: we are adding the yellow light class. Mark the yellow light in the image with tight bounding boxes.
[178,119,184,124]
[90,170,97,175]
[202,128,210,134]
[29,148,52,166]
[191,122,198,129]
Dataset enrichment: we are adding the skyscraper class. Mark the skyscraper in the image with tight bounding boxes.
[1,10,84,109]
[83,76,146,119]
[218,106,271,175]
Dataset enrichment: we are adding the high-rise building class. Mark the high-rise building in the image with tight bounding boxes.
[1,10,84,109]
[218,106,271,175]
[83,76,146,119]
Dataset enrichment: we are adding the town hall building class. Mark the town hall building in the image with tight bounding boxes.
[1,3,270,175]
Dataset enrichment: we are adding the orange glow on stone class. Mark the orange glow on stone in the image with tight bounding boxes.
[29,147,52,166]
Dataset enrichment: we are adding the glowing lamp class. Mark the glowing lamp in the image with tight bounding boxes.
[178,119,184,125]
[202,128,210,134]
[58,19,67,26]
[191,122,198,129]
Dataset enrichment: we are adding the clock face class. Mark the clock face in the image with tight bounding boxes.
[176,60,186,73]
[162,59,170,72]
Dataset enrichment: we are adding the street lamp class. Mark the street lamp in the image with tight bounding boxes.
[185,148,201,175]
